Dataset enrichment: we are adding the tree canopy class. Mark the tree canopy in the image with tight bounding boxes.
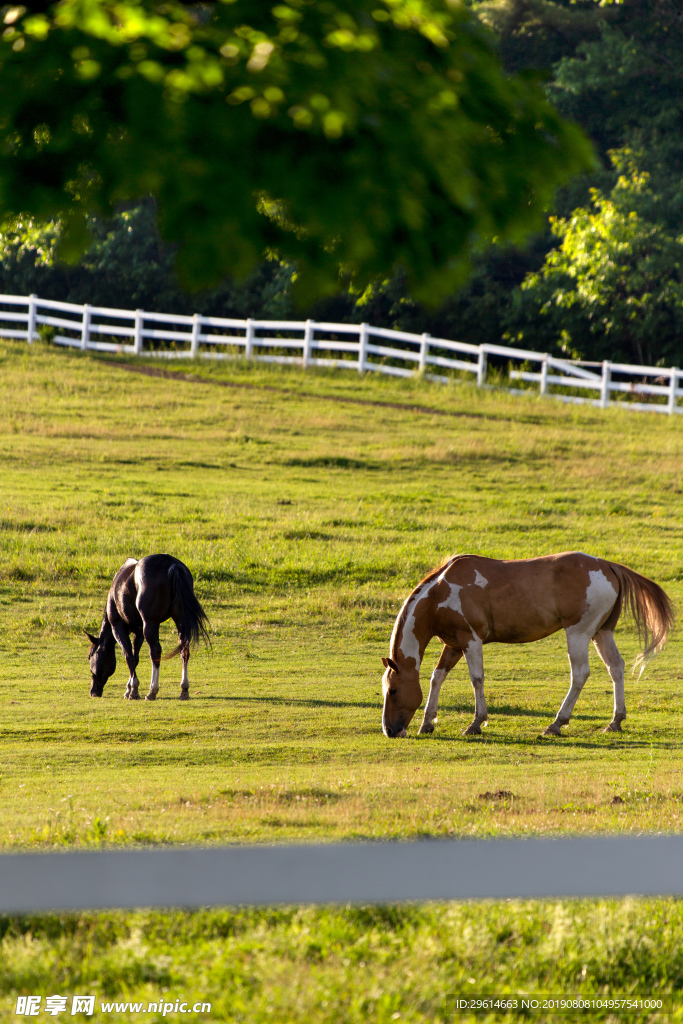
[0,0,592,300]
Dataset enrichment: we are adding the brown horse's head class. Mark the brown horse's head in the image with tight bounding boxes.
[85,631,116,697]
[381,656,422,738]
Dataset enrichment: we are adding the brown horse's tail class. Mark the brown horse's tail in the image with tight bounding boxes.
[608,561,674,671]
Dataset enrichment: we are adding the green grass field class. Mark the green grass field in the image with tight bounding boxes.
[1,340,682,1021]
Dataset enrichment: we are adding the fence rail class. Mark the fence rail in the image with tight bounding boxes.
[2,835,683,913]
[2,293,681,414]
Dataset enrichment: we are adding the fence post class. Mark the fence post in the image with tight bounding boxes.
[303,319,314,369]
[245,318,254,360]
[539,356,549,396]
[27,293,37,344]
[600,360,611,409]
[419,333,430,374]
[358,323,368,373]
[134,309,143,356]
[190,313,201,359]
[477,346,487,387]
[80,303,91,351]
[667,367,678,415]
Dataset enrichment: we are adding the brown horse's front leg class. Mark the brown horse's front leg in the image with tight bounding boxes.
[418,645,462,735]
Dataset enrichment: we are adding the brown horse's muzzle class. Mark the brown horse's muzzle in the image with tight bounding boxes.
[382,710,413,738]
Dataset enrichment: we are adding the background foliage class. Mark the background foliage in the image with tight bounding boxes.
[2,0,682,363]
[0,0,592,302]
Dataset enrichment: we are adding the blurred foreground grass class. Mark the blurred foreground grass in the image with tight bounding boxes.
[2,900,681,1022]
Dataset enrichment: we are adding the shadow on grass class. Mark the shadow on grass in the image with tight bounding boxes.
[200,694,380,709]
[420,731,682,751]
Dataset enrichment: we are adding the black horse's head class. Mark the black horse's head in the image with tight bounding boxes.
[85,631,116,696]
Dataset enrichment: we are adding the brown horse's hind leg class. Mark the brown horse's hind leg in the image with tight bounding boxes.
[418,645,462,735]
[544,628,591,736]
[462,637,488,736]
[593,629,626,732]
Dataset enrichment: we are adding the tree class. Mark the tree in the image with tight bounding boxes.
[0,0,593,301]
[471,0,609,75]
[548,1,683,219]
[499,1,683,364]
[507,159,683,366]
[0,203,296,318]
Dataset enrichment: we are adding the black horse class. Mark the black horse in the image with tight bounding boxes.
[85,554,210,700]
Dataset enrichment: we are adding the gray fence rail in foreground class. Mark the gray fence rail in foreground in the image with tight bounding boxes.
[1,291,682,415]
[2,836,683,914]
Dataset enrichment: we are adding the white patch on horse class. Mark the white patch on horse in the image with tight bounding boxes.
[435,563,477,630]
[473,570,488,588]
[437,580,463,614]
[397,580,436,667]
[585,569,617,620]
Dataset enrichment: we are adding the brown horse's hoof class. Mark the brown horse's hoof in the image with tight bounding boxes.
[603,721,623,733]
[463,722,483,736]
[179,691,190,701]
[145,693,157,701]
[418,721,434,735]
[542,723,564,737]
[129,692,140,701]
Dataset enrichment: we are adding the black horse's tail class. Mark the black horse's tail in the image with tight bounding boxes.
[164,562,211,659]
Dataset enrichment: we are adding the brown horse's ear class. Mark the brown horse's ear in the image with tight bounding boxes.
[84,630,99,646]
[381,657,399,672]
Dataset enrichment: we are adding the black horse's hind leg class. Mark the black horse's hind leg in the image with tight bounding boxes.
[143,621,162,701]
[110,622,142,700]
[180,644,190,700]
[172,617,191,700]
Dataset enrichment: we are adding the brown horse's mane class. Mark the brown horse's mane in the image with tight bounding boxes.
[391,556,458,657]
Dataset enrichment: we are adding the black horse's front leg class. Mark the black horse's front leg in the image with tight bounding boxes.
[111,623,141,700]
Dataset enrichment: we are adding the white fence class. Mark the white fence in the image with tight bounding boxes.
[1,292,681,414]
[3,835,683,913]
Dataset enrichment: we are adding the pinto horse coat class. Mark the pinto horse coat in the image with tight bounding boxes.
[381,551,673,738]
[86,554,210,700]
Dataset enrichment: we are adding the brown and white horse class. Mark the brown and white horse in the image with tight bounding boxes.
[381,552,673,738]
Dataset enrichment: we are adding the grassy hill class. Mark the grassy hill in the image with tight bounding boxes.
[1,340,682,1020]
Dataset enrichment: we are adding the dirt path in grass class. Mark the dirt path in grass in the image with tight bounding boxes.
[100,359,485,420]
